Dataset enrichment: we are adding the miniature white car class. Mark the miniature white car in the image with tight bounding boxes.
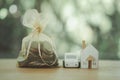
[63,53,80,68]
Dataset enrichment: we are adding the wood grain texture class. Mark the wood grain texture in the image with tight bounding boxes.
[0,59,120,80]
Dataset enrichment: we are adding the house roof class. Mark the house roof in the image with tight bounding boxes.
[83,44,99,54]
[81,44,99,60]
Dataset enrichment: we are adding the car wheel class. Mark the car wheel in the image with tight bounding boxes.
[63,60,65,68]
[78,62,80,68]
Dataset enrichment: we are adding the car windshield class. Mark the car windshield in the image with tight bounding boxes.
[66,55,77,59]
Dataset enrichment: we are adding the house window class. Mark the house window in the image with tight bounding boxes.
[93,62,96,65]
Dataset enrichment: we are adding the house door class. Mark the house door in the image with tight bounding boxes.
[88,60,92,69]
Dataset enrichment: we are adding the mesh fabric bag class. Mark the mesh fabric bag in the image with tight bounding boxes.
[17,9,58,68]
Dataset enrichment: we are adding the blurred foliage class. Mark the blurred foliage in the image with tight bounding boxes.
[0,0,120,60]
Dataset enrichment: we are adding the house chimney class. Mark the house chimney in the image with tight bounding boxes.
[82,40,86,49]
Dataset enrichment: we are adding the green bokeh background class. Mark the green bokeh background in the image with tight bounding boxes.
[0,0,120,60]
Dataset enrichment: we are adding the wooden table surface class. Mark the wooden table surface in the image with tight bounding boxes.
[0,59,120,80]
